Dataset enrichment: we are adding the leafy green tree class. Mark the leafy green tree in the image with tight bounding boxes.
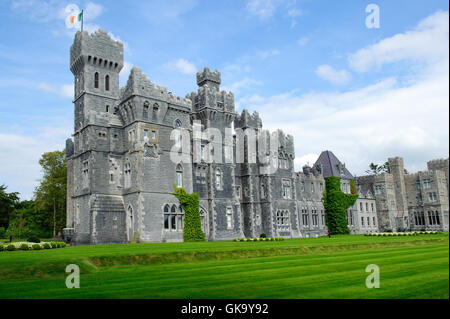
[7,201,50,239]
[34,150,67,238]
[365,161,390,175]
[322,177,358,234]
[0,185,19,229]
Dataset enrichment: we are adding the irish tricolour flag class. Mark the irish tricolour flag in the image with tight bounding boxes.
[69,11,83,24]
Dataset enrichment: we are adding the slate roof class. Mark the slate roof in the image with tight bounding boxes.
[314,150,354,180]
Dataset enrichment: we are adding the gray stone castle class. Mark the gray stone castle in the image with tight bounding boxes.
[64,30,448,244]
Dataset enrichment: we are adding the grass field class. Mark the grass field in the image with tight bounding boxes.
[0,234,448,299]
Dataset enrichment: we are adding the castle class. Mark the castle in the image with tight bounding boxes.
[64,30,448,244]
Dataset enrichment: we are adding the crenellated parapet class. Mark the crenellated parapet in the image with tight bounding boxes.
[234,109,262,129]
[70,29,123,74]
[276,129,295,158]
[120,67,192,109]
[197,67,221,90]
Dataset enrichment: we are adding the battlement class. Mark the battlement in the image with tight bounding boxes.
[234,109,262,129]
[70,29,124,72]
[427,158,449,169]
[120,67,192,109]
[197,67,221,89]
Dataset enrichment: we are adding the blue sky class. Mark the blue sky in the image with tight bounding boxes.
[0,0,448,199]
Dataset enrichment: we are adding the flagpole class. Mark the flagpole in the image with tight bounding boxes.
[81,10,84,32]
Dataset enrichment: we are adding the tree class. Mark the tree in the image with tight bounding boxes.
[322,177,358,234]
[365,161,390,175]
[0,185,19,229]
[6,200,49,238]
[34,150,67,238]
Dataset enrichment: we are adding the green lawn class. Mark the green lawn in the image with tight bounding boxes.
[0,234,448,298]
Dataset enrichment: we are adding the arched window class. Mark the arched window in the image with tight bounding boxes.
[171,205,177,230]
[200,209,207,233]
[152,103,159,121]
[105,75,110,91]
[176,164,183,188]
[163,205,170,230]
[163,204,184,231]
[94,72,99,88]
[174,120,182,148]
[143,102,149,120]
[215,168,222,189]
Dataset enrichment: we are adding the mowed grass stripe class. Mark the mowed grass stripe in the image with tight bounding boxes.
[1,235,447,281]
[0,242,447,298]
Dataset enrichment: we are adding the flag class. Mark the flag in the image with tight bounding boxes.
[69,11,83,24]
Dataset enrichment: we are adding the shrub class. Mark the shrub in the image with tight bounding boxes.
[239,238,245,242]
[27,236,40,243]
[173,186,205,242]
[6,244,15,251]
[43,243,51,249]
[0,226,5,238]
[0,244,4,251]
[50,242,58,248]
[32,244,41,250]
[20,243,29,250]
[253,237,258,242]
[270,237,275,241]
[323,176,358,234]
[260,233,267,238]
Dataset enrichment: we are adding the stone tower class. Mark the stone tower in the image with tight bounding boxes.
[70,29,123,130]
[388,157,409,230]
[189,67,244,241]
[66,30,126,244]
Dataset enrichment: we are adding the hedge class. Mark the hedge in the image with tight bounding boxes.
[364,231,441,237]
[233,237,285,242]
[0,242,67,252]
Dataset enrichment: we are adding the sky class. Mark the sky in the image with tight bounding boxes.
[0,0,448,200]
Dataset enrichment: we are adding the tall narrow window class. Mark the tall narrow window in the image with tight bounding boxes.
[143,102,149,120]
[105,75,110,91]
[215,168,222,189]
[226,207,233,229]
[176,164,183,188]
[94,72,99,88]
[164,205,170,230]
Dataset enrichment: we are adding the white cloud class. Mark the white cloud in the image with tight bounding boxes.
[0,123,72,200]
[84,2,103,20]
[349,10,449,72]
[295,153,319,170]
[315,64,352,85]
[165,58,197,75]
[222,77,261,95]
[257,49,280,60]
[119,61,134,85]
[37,82,73,98]
[246,0,283,19]
[297,36,309,46]
[236,11,449,176]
